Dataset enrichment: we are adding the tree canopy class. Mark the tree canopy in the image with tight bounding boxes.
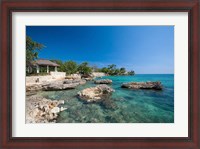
[119,67,126,74]
[127,70,135,75]
[99,65,134,76]
[26,36,45,62]
[50,60,65,72]
[78,62,92,75]
[63,61,78,75]
[26,36,135,76]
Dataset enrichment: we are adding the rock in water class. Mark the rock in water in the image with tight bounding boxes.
[42,79,86,91]
[121,81,162,90]
[26,79,86,92]
[26,84,43,92]
[77,84,115,103]
[100,98,117,110]
[94,79,112,84]
[42,82,79,91]
[50,107,60,114]
[63,79,86,85]
[26,95,66,123]
[60,107,67,111]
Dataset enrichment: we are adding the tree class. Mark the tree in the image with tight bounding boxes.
[107,64,117,75]
[101,67,109,74]
[128,70,135,75]
[108,64,116,70]
[26,36,44,62]
[50,60,65,72]
[91,65,99,72]
[63,61,78,75]
[78,62,92,75]
[114,68,120,75]
[119,67,126,75]
[99,64,134,76]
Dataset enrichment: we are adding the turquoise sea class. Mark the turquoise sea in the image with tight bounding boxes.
[38,74,174,123]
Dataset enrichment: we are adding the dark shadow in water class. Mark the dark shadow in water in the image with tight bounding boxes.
[124,96,134,100]
[105,116,119,123]
[100,98,117,110]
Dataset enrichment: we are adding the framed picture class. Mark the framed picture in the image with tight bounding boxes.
[0,0,199,148]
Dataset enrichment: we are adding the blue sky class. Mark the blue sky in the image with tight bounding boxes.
[26,26,174,74]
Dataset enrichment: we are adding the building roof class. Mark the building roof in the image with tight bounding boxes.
[32,59,60,67]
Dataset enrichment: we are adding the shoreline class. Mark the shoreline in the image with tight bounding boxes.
[26,94,67,123]
[25,76,173,123]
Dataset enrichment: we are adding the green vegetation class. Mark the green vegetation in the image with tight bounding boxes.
[50,60,77,75]
[51,60,78,75]
[100,64,134,76]
[26,36,135,76]
[50,60,65,72]
[120,67,126,74]
[26,36,45,62]
[26,36,45,75]
[78,62,92,75]
[50,61,92,76]
[63,61,78,75]
[127,70,135,75]
[50,60,135,76]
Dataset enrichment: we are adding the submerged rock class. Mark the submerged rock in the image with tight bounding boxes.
[100,98,117,110]
[121,81,162,90]
[77,84,115,103]
[94,79,112,84]
[26,84,43,92]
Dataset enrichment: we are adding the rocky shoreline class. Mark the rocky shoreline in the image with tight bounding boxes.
[26,95,67,123]
[26,76,163,123]
[26,79,86,92]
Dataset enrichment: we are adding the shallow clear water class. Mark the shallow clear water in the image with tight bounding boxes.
[37,74,174,123]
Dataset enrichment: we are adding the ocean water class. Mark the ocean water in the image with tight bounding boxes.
[37,74,174,123]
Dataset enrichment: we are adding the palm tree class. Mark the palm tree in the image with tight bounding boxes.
[119,67,126,75]
[128,70,135,75]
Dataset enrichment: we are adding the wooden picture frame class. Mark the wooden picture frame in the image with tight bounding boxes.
[0,0,199,148]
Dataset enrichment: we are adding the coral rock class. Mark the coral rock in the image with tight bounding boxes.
[94,79,112,84]
[121,81,162,90]
[77,84,115,103]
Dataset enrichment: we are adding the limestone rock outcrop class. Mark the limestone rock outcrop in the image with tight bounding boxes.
[121,81,162,90]
[26,79,86,91]
[77,84,115,102]
[94,79,112,84]
[26,95,67,123]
